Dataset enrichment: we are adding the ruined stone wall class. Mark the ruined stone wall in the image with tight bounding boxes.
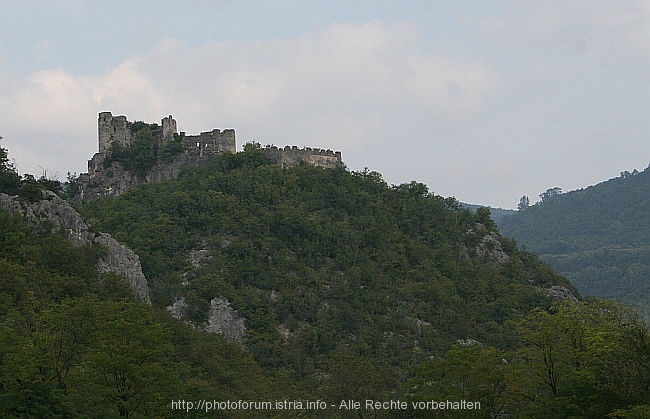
[161,115,177,140]
[78,152,228,202]
[78,113,237,202]
[98,112,132,154]
[182,129,236,158]
[78,112,343,203]
[264,146,342,169]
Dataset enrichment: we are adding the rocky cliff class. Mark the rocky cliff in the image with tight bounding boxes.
[0,191,150,303]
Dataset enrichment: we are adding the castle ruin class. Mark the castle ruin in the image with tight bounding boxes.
[76,112,342,202]
[94,111,236,169]
[98,112,132,154]
[264,145,342,168]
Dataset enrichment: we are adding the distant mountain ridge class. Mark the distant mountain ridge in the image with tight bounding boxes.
[499,166,650,317]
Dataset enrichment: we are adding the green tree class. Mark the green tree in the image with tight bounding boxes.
[475,207,497,230]
[512,300,650,418]
[407,345,512,418]
[0,140,21,195]
[320,352,392,406]
[79,301,178,417]
[517,195,530,210]
[538,187,562,203]
[130,126,157,178]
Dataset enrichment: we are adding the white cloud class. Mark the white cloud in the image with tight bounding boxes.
[124,20,498,150]
[91,58,170,119]
[406,55,496,113]
[470,0,650,58]
[6,20,494,177]
[2,7,647,207]
[589,1,650,52]
[11,69,93,131]
[3,19,497,166]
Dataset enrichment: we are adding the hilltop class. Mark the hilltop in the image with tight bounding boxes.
[461,203,515,223]
[499,167,650,318]
[75,112,342,202]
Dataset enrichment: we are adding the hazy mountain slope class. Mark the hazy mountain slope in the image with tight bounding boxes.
[499,167,650,317]
[461,203,515,223]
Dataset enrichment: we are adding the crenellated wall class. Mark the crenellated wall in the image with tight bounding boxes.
[79,112,237,202]
[182,129,236,158]
[264,145,342,169]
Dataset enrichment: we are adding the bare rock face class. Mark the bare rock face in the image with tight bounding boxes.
[94,232,150,303]
[463,224,510,264]
[475,231,510,264]
[204,297,246,343]
[0,192,150,303]
[546,285,577,301]
[1,191,94,246]
[457,338,482,347]
[187,247,213,269]
[167,298,188,320]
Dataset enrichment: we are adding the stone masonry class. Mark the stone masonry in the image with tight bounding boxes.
[78,112,237,202]
[264,145,342,169]
[76,112,342,202]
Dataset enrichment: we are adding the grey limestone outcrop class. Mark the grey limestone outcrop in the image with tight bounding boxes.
[475,231,510,264]
[462,224,510,264]
[0,191,150,303]
[203,297,246,343]
[167,298,188,320]
[545,285,577,301]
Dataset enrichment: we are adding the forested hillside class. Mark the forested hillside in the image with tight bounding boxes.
[499,167,650,318]
[80,144,567,366]
[2,141,650,417]
[0,143,278,417]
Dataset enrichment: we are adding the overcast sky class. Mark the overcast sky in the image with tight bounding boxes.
[1,1,648,208]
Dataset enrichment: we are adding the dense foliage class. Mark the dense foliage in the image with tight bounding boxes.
[461,203,515,224]
[3,141,650,416]
[0,144,278,417]
[0,209,282,417]
[499,167,650,318]
[82,146,567,369]
[102,121,186,178]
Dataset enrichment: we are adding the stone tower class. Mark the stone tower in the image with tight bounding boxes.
[161,115,177,141]
[98,111,132,154]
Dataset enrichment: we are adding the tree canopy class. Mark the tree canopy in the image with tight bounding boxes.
[2,142,649,417]
[500,167,650,319]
